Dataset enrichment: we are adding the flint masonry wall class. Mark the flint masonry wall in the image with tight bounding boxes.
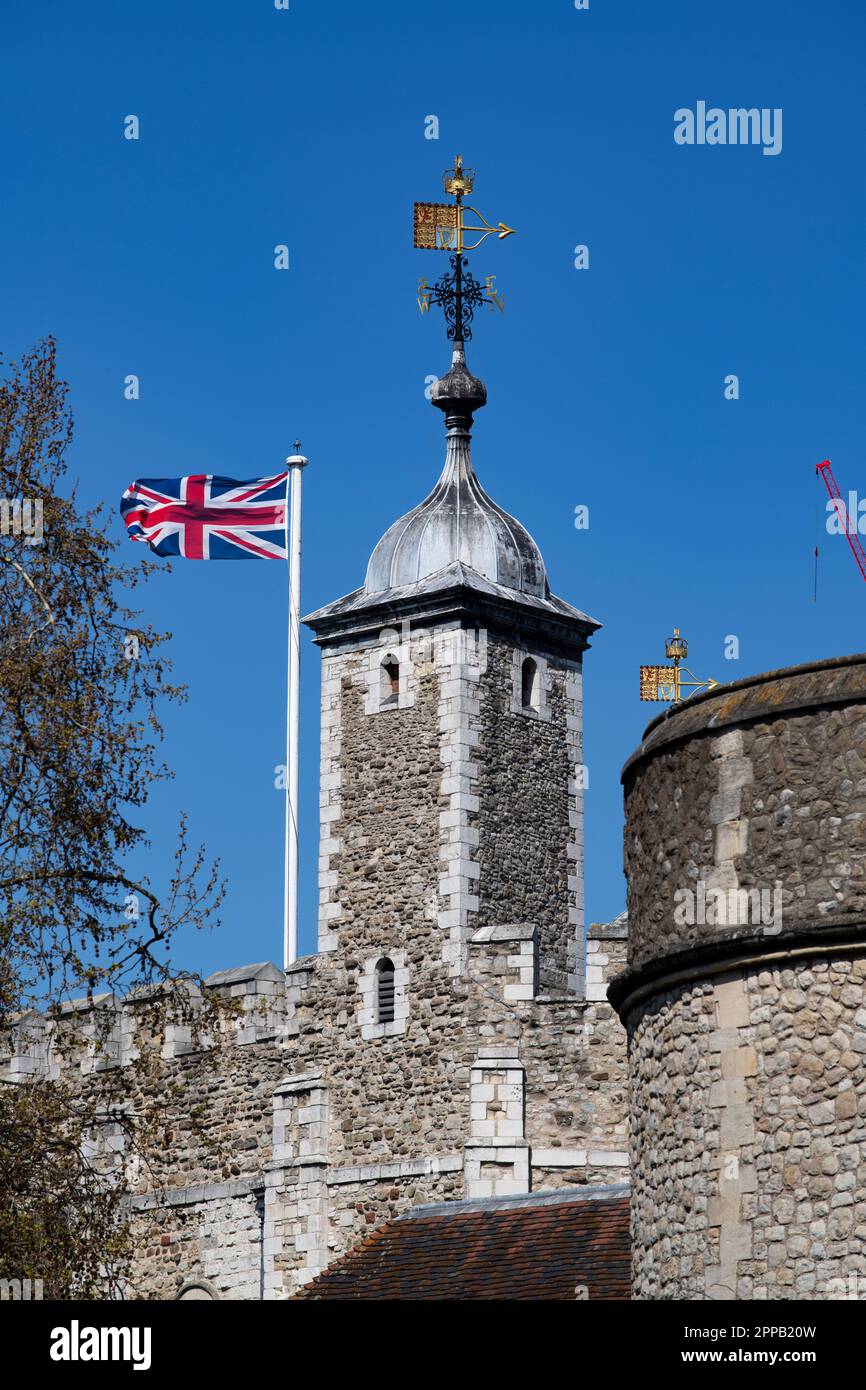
[474,633,585,990]
[612,654,866,1300]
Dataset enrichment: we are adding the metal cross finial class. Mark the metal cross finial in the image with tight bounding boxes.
[424,255,490,342]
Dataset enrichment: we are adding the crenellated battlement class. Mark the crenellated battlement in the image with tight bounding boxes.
[2,920,629,1088]
[1,960,293,1086]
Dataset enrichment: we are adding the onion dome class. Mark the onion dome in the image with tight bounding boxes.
[364,345,549,599]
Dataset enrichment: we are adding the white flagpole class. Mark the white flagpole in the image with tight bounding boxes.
[284,446,308,970]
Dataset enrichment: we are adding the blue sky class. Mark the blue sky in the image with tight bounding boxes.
[2,0,865,972]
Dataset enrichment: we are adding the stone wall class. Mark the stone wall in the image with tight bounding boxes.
[2,906,629,1298]
[129,1185,264,1302]
[465,919,629,1190]
[626,979,720,1298]
[614,654,866,1300]
[627,956,866,1300]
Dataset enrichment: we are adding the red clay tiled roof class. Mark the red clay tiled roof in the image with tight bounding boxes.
[295,1185,630,1301]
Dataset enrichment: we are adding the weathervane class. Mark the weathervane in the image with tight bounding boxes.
[414,155,515,341]
[639,628,719,705]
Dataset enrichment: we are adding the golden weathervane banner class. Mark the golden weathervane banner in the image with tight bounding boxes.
[639,665,679,702]
[413,202,458,249]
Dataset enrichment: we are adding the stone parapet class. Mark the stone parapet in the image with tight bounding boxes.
[0,963,291,1085]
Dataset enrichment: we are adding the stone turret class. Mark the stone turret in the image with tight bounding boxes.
[611,653,866,1300]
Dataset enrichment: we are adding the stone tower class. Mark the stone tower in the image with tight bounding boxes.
[612,654,866,1300]
[256,337,631,1289]
[304,341,599,988]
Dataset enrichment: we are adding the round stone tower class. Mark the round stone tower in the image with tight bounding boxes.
[609,654,866,1300]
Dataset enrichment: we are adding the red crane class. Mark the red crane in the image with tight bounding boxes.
[816,458,866,583]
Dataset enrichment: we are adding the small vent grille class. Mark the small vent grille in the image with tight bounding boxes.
[376,959,396,1024]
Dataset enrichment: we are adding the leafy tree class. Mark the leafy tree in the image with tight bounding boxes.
[0,338,224,1296]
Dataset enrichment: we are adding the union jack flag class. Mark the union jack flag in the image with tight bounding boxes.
[120,472,289,560]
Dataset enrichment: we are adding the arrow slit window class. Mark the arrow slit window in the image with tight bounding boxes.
[521,657,540,712]
[380,655,400,708]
